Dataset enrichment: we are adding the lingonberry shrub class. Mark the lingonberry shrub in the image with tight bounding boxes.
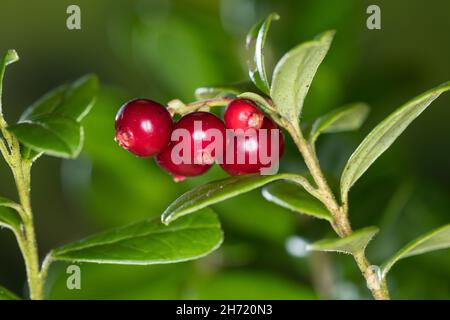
[0,51,223,300]
[154,13,449,300]
[3,12,446,300]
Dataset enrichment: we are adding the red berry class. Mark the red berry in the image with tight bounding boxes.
[155,144,212,182]
[224,99,264,130]
[115,99,173,157]
[220,117,284,176]
[156,111,226,181]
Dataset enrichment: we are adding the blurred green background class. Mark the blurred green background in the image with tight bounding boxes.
[1,0,449,299]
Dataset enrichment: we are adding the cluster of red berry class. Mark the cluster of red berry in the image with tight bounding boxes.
[115,98,284,181]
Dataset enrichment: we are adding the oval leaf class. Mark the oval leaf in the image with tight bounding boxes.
[381,224,450,278]
[51,208,223,265]
[307,226,379,255]
[340,82,450,198]
[19,74,98,122]
[262,181,331,221]
[0,286,20,300]
[162,173,309,224]
[195,81,258,100]
[246,13,279,95]
[0,197,22,234]
[270,31,335,123]
[55,74,98,121]
[309,103,370,143]
[8,115,83,159]
[20,85,68,121]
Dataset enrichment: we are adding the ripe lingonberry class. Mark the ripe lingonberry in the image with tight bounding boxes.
[155,144,212,182]
[224,99,264,130]
[156,111,226,181]
[220,117,284,176]
[115,99,173,157]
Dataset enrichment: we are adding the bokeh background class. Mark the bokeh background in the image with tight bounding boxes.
[0,0,449,299]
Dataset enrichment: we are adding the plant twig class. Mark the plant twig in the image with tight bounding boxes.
[0,117,43,300]
[284,119,390,300]
[167,97,233,116]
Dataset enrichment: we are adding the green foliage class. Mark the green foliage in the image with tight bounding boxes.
[8,115,83,159]
[270,31,335,124]
[309,103,370,143]
[246,13,279,95]
[262,181,331,221]
[7,74,98,159]
[52,208,223,265]
[381,224,450,278]
[340,82,450,199]
[161,173,310,224]
[307,227,379,255]
[0,197,22,234]
[0,50,19,109]
[0,286,20,300]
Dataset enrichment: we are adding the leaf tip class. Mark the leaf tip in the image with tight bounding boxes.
[5,49,19,65]
[161,213,172,225]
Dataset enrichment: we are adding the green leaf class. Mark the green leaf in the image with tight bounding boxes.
[0,197,22,234]
[0,286,20,300]
[19,74,98,122]
[340,82,450,199]
[307,227,379,255]
[56,74,98,121]
[1,50,19,67]
[20,85,68,121]
[381,224,450,278]
[195,81,258,100]
[162,173,308,224]
[52,208,223,265]
[270,31,335,123]
[0,50,19,112]
[309,103,370,143]
[246,13,279,95]
[8,115,83,159]
[262,181,331,221]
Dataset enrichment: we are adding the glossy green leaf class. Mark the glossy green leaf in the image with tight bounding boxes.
[309,103,370,143]
[307,227,379,255]
[381,224,450,278]
[162,173,309,224]
[0,197,22,234]
[195,81,257,100]
[341,82,450,199]
[56,74,98,121]
[270,31,335,123]
[246,13,279,95]
[8,115,83,159]
[0,286,20,300]
[19,74,98,122]
[20,85,68,121]
[262,181,331,221]
[52,208,223,265]
[0,50,19,112]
